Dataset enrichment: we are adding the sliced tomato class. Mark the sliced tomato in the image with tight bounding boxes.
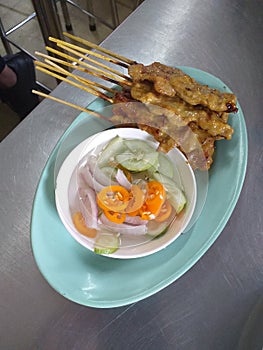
[104,210,126,224]
[155,200,173,222]
[97,185,129,212]
[72,212,97,237]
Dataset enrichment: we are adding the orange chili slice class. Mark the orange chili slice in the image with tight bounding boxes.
[155,200,173,222]
[139,203,155,220]
[127,209,140,217]
[145,181,166,216]
[97,185,129,212]
[72,212,97,237]
[104,210,126,224]
[125,185,145,213]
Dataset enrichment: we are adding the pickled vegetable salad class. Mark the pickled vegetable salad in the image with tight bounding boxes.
[73,136,186,255]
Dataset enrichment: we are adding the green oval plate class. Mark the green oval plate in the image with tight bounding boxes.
[31,67,248,308]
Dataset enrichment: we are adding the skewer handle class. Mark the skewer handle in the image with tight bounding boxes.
[32,90,110,121]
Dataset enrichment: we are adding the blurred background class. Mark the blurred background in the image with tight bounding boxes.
[0,0,142,140]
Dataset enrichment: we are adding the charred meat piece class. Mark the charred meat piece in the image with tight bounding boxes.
[128,62,237,113]
[130,81,234,140]
[113,90,134,103]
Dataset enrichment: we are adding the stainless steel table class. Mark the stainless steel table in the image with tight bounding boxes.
[1,0,262,349]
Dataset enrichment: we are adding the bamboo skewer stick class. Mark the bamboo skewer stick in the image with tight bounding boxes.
[35,65,114,103]
[55,41,131,81]
[32,35,138,119]
[32,90,110,121]
[35,60,109,93]
[35,51,128,89]
[63,32,136,65]
[37,58,116,95]
[45,46,132,86]
[49,37,130,69]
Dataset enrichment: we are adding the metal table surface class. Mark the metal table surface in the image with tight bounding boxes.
[0,0,262,349]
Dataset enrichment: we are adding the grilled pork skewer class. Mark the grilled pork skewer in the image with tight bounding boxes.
[33,33,238,170]
[33,86,210,171]
[129,62,238,113]
[47,35,237,114]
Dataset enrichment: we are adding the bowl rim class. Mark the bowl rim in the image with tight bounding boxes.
[55,127,197,259]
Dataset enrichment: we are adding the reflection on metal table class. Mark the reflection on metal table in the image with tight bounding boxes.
[0,0,262,349]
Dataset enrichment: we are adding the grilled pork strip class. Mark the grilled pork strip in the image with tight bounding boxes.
[130,81,234,140]
[128,62,237,113]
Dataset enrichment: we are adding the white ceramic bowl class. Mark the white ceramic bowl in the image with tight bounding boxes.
[55,128,197,259]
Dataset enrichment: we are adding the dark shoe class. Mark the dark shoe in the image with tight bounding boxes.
[0,52,39,119]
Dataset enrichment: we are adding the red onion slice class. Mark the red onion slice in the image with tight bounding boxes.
[79,164,104,192]
[99,214,147,235]
[124,215,148,226]
[115,169,132,190]
[78,187,98,228]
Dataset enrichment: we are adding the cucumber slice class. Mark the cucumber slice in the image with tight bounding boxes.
[97,136,127,167]
[147,220,169,237]
[158,152,174,178]
[94,233,120,255]
[124,139,157,154]
[115,139,158,172]
[100,166,117,180]
[116,151,159,172]
[153,172,186,213]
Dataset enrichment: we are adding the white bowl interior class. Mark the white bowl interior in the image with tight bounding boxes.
[55,128,197,259]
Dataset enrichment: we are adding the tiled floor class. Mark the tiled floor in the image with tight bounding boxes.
[0,0,139,141]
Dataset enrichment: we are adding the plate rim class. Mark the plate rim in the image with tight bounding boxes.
[30,66,248,308]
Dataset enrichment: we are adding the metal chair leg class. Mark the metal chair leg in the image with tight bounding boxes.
[31,0,64,48]
[60,0,73,32]
[110,0,119,28]
[0,18,13,54]
[66,0,115,30]
[86,0,96,31]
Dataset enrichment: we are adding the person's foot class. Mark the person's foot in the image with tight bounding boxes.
[0,52,39,119]
[0,64,17,89]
